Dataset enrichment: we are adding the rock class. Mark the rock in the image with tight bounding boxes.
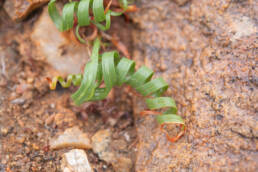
[131,0,257,171]
[61,149,92,172]
[45,108,77,128]
[0,127,9,136]
[31,7,90,75]
[16,135,26,144]
[112,156,133,172]
[50,127,92,150]
[3,0,49,21]
[91,129,134,171]
[91,129,115,163]
[54,112,77,128]
[11,98,26,105]
[172,0,189,6]
[228,16,257,42]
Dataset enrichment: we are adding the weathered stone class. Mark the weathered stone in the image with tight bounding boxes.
[61,149,92,172]
[172,0,189,6]
[132,0,257,171]
[31,7,90,75]
[91,129,134,171]
[112,156,133,172]
[3,0,49,21]
[91,129,115,164]
[50,127,92,150]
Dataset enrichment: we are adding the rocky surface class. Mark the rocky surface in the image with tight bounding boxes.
[3,0,49,21]
[0,0,257,171]
[50,126,92,150]
[0,3,137,170]
[132,0,257,171]
[61,149,92,172]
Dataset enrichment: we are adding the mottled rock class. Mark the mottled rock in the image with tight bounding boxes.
[91,129,115,164]
[61,149,92,172]
[172,0,189,6]
[228,16,257,42]
[0,127,8,136]
[91,129,134,171]
[112,156,133,172]
[132,0,257,171]
[31,7,90,75]
[3,0,49,21]
[50,127,92,150]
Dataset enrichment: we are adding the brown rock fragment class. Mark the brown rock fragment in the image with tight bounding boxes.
[91,129,115,164]
[50,127,92,150]
[91,129,134,172]
[3,0,49,21]
[172,0,189,6]
[112,156,133,172]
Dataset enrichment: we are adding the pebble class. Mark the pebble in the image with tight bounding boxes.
[61,149,92,172]
[112,156,133,172]
[16,136,26,144]
[11,98,26,105]
[45,112,77,128]
[1,127,8,136]
[91,130,133,172]
[50,127,92,150]
[172,0,189,6]
[91,129,115,164]
[123,132,131,142]
[32,143,39,150]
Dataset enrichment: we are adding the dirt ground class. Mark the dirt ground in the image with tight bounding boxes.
[0,2,136,171]
[0,0,257,172]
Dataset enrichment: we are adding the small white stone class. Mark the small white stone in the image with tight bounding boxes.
[61,149,92,172]
[123,132,130,142]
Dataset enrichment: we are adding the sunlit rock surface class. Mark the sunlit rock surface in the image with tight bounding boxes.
[31,7,89,75]
[132,0,257,171]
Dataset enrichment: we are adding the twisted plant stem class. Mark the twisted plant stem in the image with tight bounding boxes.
[47,38,185,142]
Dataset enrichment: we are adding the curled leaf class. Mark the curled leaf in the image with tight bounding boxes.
[48,38,185,142]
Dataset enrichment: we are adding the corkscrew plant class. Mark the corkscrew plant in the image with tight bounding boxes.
[48,0,133,43]
[47,0,185,142]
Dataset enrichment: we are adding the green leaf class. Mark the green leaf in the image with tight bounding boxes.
[48,0,63,31]
[93,0,105,22]
[48,0,129,34]
[156,114,184,125]
[127,66,153,88]
[116,58,135,85]
[77,0,91,26]
[135,77,168,96]
[62,2,77,31]
[146,97,176,110]
[92,10,111,31]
